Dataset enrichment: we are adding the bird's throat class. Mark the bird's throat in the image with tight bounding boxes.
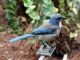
[59,21,62,28]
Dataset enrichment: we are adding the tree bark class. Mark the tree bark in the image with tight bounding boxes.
[64,0,70,13]
[51,0,61,13]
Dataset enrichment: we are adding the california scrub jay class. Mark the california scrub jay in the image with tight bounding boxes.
[9,13,66,43]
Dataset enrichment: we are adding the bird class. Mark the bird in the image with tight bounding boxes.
[9,13,66,44]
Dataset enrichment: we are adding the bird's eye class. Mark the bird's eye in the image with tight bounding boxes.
[57,17,62,20]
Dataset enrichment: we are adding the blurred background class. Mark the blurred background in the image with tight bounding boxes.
[0,0,80,60]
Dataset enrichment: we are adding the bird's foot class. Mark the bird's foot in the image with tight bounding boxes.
[36,44,56,57]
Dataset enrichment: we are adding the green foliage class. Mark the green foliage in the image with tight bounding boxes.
[0,26,5,32]
[5,0,80,38]
[60,0,80,38]
[6,0,20,34]
[23,0,57,27]
[23,0,80,38]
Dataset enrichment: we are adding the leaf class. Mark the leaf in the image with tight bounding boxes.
[26,10,40,20]
[27,39,36,45]
[31,20,36,24]
[76,23,80,28]
[69,32,78,38]
[42,0,57,17]
[26,5,36,13]
[42,4,56,16]
[43,0,52,5]
[72,8,78,14]
[23,0,33,7]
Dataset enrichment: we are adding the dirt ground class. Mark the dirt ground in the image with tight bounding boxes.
[0,32,80,60]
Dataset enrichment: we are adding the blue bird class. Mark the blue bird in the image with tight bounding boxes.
[9,13,66,43]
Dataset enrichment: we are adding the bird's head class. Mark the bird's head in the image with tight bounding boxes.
[50,13,67,28]
[51,13,66,21]
[50,13,67,25]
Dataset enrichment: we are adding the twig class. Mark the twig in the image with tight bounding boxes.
[64,40,71,51]
[62,54,68,60]
[39,56,45,60]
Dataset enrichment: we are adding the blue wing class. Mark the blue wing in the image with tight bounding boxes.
[32,27,53,35]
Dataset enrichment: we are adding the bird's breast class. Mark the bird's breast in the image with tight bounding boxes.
[38,35,56,41]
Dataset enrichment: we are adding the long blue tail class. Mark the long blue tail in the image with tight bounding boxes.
[9,34,35,43]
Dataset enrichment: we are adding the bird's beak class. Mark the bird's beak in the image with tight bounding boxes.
[61,16,67,19]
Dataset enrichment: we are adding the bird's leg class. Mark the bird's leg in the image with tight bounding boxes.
[40,40,48,48]
[41,40,52,48]
[37,40,56,57]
